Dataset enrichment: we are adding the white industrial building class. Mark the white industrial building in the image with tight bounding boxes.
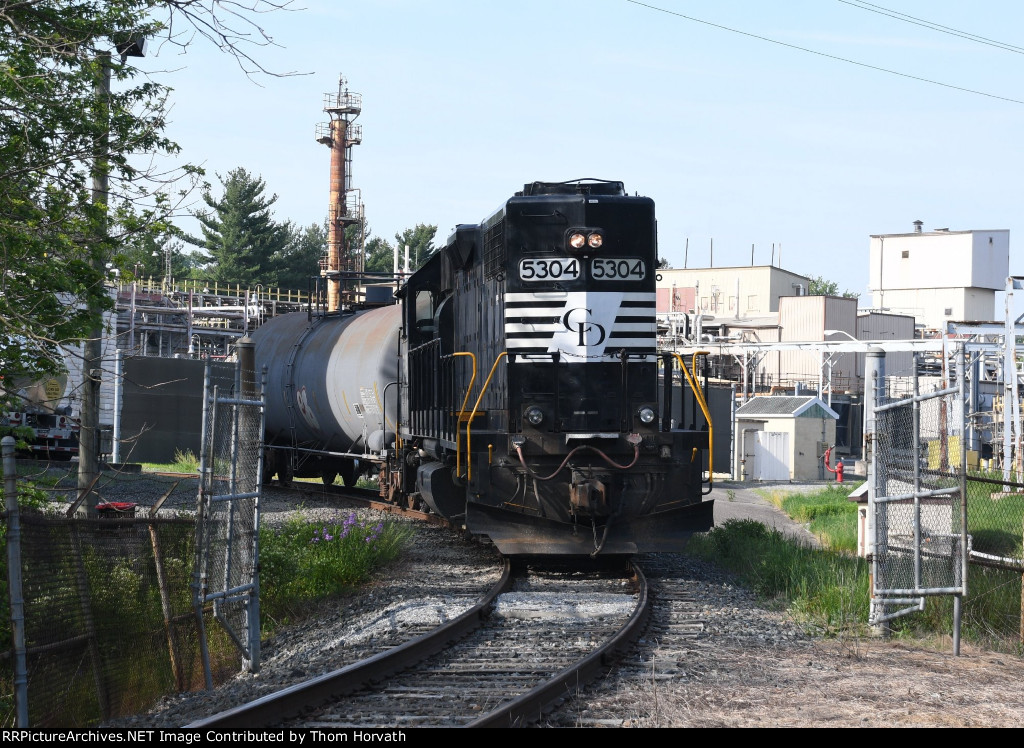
[868,224,1009,334]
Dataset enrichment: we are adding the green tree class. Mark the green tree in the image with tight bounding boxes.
[395,224,438,272]
[182,167,291,286]
[0,0,293,392]
[0,1,178,392]
[808,275,860,299]
[273,221,327,291]
[364,235,396,275]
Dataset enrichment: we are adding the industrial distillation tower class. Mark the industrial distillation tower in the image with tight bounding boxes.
[316,74,363,312]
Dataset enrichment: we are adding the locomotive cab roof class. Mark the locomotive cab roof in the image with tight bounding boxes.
[518,179,626,197]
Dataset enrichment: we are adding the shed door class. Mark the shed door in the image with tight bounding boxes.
[753,431,790,481]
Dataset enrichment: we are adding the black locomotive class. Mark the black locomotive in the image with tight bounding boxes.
[252,179,714,556]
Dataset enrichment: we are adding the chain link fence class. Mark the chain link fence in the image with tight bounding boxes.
[871,349,1023,650]
[193,351,264,682]
[873,371,1024,573]
[873,379,966,622]
[963,475,1024,568]
[0,355,255,728]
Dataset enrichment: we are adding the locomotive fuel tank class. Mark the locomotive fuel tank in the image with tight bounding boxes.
[250,305,401,455]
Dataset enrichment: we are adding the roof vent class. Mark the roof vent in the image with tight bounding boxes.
[913,220,923,233]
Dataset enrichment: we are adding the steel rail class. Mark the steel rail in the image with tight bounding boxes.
[466,561,650,728]
[185,557,513,729]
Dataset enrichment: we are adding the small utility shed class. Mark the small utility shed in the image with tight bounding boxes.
[734,395,839,481]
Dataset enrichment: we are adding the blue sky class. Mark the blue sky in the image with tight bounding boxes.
[144,1,1024,305]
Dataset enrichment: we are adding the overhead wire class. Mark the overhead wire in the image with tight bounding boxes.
[837,0,1024,55]
[624,0,1024,106]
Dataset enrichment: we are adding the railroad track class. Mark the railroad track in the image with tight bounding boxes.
[539,553,718,727]
[186,558,650,728]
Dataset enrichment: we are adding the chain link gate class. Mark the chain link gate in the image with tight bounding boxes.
[193,345,265,686]
[869,347,969,650]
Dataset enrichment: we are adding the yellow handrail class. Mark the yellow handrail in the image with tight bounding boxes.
[451,352,477,479]
[465,352,507,482]
[672,351,713,483]
[690,352,712,419]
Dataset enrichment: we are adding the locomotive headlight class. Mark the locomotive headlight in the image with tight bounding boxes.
[638,406,656,424]
[525,406,545,426]
[567,228,604,255]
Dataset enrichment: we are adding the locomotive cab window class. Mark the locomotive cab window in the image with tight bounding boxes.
[414,290,434,333]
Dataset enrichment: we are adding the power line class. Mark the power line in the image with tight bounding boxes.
[625,0,1024,106]
[838,0,1024,56]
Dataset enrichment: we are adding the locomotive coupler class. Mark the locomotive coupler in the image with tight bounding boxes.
[570,469,608,515]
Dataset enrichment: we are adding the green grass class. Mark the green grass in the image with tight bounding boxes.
[136,448,200,474]
[965,482,1024,559]
[762,483,861,553]
[257,509,414,629]
[688,483,1023,654]
[686,518,872,636]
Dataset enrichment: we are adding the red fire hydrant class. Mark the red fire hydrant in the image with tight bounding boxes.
[824,445,844,483]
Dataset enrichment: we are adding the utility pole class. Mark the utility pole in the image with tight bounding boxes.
[78,50,111,517]
[79,37,146,516]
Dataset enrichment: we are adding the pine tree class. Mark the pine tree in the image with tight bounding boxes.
[183,168,290,286]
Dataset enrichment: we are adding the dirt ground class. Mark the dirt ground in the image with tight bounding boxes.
[637,637,1024,728]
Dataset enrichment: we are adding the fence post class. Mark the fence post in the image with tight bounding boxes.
[192,361,215,691]
[3,437,29,727]
[237,337,261,673]
[865,346,890,636]
[955,344,967,656]
[112,349,123,465]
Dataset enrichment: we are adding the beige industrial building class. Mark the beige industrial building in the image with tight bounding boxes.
[733,395,839,482]
[656,265,811,317]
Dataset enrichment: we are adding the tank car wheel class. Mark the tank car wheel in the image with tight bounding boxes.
[278,460,293,487]
[321,470,338,486]
[338,459,357,487]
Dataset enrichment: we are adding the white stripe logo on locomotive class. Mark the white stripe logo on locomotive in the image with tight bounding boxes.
[505,291,656,361]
